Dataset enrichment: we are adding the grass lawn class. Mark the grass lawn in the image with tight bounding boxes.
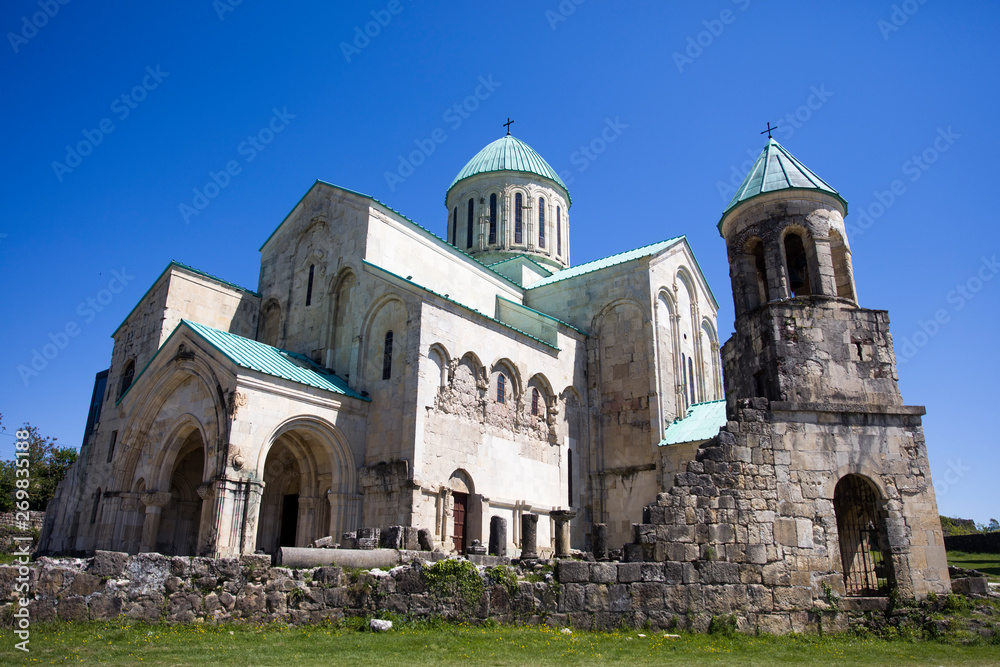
[948,551,1000,582]
[1,619,998,666]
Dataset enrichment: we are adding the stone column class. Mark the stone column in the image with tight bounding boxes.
[298,496,318,548]
[196,483,216,556]
[139,492,171,553]
[593,523,609,561]
[550,509,577,558]
[488,516,507,557]
[520,512,539,561]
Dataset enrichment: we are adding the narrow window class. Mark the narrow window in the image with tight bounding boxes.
[451,207,458,245]
[688,357,697,405]
[538,197,546,248]
[497,373,506,403]
[118,360,135,399]
[784,233,812,297]
[106,430,118,463]
[681,353,688,410]
[752,240,770,304]
[306,264,315,306]
[531,388,540,415]
[514,193,523,244]
[567,449,573,507]
[382,331,393,380]
[556,206,562,255]
[489,194,497,244]
[90,489,102,524]
[466,198,474,249]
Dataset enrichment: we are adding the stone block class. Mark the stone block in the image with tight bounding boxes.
[951,577,989,596]
[87,551,129,578]
[617,563,641,583]
[608,584,631,612]
[560,583,586,613]
[774,518,797,547]
[590,563,617,584]
[584,584,609,612]
[557,560,590,583]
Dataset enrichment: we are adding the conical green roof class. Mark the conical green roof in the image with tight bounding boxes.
[720,138,847,227]
[448,135,571,204]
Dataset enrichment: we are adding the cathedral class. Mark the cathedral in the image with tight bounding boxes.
[39,130,949,603]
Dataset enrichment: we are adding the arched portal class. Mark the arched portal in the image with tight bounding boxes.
[255,422,356,556]
[834,474,892,596]
[155,430,205,556]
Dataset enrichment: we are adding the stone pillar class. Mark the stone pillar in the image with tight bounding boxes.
[593,523,609,561]
[205,478,265,557]
[298,496,318,548]
[550,509,577,558]
[196,483,216,556]
[488,516,507,557]
[520,512,539,560]
[139,492,171,553]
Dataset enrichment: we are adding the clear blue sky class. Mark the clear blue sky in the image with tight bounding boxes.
[1,1,997,523]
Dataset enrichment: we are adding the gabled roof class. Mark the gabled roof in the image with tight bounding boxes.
[720,138,847,227]
[119,320,368,404]
[659,400,727,446]
[525,237,684,289]
[446,135,571,204]
[112,261,259,338]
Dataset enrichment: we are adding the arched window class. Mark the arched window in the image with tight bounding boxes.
[531,387,540,415]
[466,198,474,249]
[538,197,546,248]
[382,331,393,380]
[496,373,506,403]
[751,239,770,304]
[118,359,135,399]
[556,206,562,255]
[514,193,523,244]
[681,353,688,411]
[306,264,315,306]
[451,207,457,245]
[688,356,696,405]
[784,233,812,297]
[489,194,497,244]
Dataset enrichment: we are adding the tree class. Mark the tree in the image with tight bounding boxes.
[0,422,78,512]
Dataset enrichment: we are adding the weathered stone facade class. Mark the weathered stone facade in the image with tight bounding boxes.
[39,134,721,561]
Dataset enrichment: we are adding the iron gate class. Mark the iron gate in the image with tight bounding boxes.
[834,475,890,596]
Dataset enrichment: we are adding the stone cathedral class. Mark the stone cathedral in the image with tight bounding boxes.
[40,132,949,601]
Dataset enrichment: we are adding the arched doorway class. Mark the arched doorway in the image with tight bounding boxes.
[834,474,892,596]
[448,470,475,554]
[156,430,205,556]
[256,423,356,556]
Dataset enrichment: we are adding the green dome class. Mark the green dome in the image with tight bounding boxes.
[447,135,571,204]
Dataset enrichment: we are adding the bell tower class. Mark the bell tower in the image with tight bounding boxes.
[715,137,950,599]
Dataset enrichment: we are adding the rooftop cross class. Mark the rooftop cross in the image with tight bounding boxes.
[760,122,778,139]
[503,117,514,135]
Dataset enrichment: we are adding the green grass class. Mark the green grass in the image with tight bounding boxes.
[1,619,997,666]
[947,551,1000,582]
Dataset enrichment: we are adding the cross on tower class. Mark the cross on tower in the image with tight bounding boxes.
[760,122,778,139]
[503,117,515,135]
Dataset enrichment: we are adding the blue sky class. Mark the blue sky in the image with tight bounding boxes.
[1,1,997,523]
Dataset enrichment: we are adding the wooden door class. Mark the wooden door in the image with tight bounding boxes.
[452,492,468,553]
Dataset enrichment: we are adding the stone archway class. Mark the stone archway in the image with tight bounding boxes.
[255,421,357,556]
[834,474,893,596]
[155,430,205,556]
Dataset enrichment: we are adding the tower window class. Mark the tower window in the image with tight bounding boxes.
[538,197,546,248]
[106,430,118,464]
[784,233,812,297]
[118,360,135,399]
[466,199,474,249]
[681,353,688,410]
[497,373,506,403]
[531,387,540,415]
[514,193,523,244]
[489,194,497,244]
[451,207,457,245]
[567,449,573,506]
[688,356,696,405]
[382,331,393,380]
[556,206,562,255]
[306,264,315,306]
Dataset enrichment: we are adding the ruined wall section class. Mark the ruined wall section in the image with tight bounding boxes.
[721,301,902,407]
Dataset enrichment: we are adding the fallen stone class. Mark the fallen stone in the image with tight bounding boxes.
[369,619,393,632]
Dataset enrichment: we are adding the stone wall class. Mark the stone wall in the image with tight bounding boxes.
[0,551,849,632]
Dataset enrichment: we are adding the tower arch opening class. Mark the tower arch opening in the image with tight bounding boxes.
[834,474,893,596]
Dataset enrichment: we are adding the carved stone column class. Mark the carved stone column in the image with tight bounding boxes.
[550,509,577,558]
[520,512,539,561]
[139,492,171,553]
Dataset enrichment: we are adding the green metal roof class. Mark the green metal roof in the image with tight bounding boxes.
[180,320,367,400]
[525,237,684,289]
[446,135,571,204]
[659,399,727,446]
[720,138,847,228]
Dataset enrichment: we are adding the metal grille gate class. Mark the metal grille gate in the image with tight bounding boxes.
[834,475,890,596]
